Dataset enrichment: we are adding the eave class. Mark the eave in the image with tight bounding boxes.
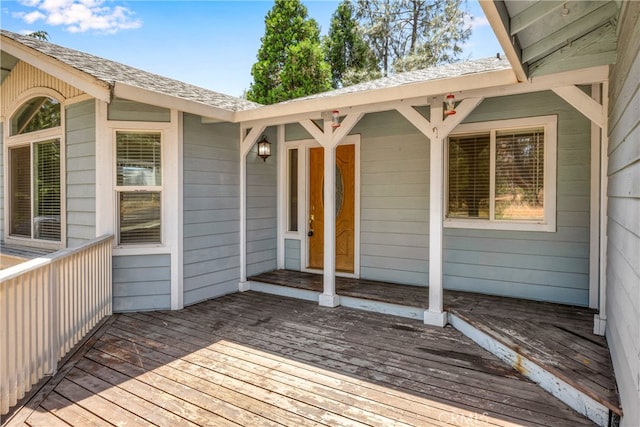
[233,68,518,125]
[0,34,112,103]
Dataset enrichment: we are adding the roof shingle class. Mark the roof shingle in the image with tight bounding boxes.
[1,29,261,112]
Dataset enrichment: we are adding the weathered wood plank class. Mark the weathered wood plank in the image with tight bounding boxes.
[128,298,591,427]
[39,392,110,427]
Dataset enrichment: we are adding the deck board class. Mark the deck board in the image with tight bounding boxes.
[250,269,620,415]
[8,292,595,427]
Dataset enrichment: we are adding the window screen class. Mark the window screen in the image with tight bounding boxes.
[9,140,61,241]
[117,132,162,186]
[448,133,490,218]
[10,146,32,237]
[495,128,545,221]
[34,140,61,240]
[116,131,162,245]
[447,123,550,228]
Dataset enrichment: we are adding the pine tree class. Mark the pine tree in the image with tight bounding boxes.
[247,0,332,104]
[323,0,379,88]
[355,0,471,76]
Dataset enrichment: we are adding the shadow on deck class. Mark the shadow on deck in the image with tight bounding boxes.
[5,292,598,427]
[249,269,622,426]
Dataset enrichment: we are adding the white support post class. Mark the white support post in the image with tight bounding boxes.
[589,84,601,309]
[425,99,447,327]
[319,118,339,307]
[396,98,482,327]
[239,125,266,292]
[594,81,609,336]
[276,124,286,270]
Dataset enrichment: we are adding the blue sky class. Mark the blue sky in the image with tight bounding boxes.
[1,0,501,97]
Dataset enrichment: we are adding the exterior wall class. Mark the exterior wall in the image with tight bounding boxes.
[354,111,430,285]
[113,254,171,312]
[445,91,592,306]
[284,100,591,305]
[65,100,96,247]
[284,238,301,270]
[0,122,3,241]
[182,115,240,306]
[606,3,640,425]
[107,98,171,122]
[246,128,278,276]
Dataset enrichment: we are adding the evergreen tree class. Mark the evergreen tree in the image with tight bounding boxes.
[355,0,471,76]
[27,31,49,41]
[323,0,379,88]
[247,0,331,104]
[392,0,471,72]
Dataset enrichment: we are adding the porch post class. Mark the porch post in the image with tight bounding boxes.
[425,100,447,327]
[239,125,266,292]
[319,119,340,307]
[396,97,483,327]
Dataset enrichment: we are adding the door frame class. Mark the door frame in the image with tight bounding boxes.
[278,135,361,279]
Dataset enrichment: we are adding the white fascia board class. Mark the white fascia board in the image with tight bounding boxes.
[234,68,517,124]
[113,82,235,122]
[459,65,609,100]
[1,35,111,102]
[479,0,528,82]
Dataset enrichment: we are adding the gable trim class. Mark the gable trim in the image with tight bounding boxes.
[1,35,111,103]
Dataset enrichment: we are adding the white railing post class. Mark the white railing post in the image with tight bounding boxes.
[0,235,113,416]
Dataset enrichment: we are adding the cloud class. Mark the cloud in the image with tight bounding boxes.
[15,0,142,34]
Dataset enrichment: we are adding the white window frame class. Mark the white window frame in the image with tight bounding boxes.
[110,123,171,251]
[3,91,66,250]
[444,115,557,232]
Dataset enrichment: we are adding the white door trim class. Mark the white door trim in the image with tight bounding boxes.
[277,135,361,279]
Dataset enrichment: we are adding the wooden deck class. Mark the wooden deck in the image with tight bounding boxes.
[4,292,596,426]
[249,270,621,421]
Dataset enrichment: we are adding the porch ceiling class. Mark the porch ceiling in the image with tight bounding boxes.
[481,0,620,80]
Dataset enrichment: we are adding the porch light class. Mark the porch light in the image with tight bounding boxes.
[444,94,456,116]
[257,135,271,162]
[331,110,341,128]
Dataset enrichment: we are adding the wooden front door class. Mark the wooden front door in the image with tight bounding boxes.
[308,144,355,272]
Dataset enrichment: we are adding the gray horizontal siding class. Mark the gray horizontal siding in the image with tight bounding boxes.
[65,100,96,247]
[443,91,592,305]
[246,128,278,276]
[606,5,640,425]
[107,97,170,122]
[0,123,4,241]
[284,238,301,270]
[113,254,171,312]
[358,120,430,286]
[182,115,240,306]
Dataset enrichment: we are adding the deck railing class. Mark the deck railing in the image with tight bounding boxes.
[0,235,113,415]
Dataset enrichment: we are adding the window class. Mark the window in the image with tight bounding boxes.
[288,148,298,232]
[446,116,557,232]
[7,96,63,245]
[11,97,61,135]
[115,131,162,245]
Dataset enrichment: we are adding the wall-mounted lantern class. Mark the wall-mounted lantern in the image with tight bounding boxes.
[257,135,271,162]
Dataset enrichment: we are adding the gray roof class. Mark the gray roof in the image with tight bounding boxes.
[1,30,261,112]
[3,29,511,114]
[281,56,512,104]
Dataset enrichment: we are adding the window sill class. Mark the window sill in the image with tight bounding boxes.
[113,245,170,256]
[4,236,64,252]
[444,219,556,233]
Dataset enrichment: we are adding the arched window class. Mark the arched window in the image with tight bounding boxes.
[11,97,61,135]
[7,96,63,245]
